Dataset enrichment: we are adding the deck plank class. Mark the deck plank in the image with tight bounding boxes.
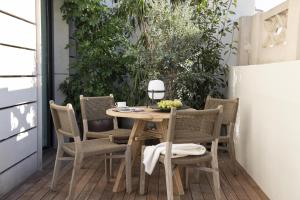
[76,160,105,200]
[54,159,96,200]
[198,172,215,200]
[1,149,269,200]
[31,162,73,200]
[206,173,227,200]
[224,162,262,200]
[220,163,250,200]
[87,169,108,200]
[235,163,269,200]
[219,169,239,200]
[146,164,160,200]
[158,166,167,200]
[189,167,205,200]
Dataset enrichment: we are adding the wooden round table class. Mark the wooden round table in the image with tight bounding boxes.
[106,107,185,195]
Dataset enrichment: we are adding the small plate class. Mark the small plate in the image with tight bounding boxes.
[118,110,132,113]
[114,107,145,113]
[132,107,145,112]
[114,107,131,112]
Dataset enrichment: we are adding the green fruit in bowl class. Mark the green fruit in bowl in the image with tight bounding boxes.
[173,99,183,107]
[157,99,183,110]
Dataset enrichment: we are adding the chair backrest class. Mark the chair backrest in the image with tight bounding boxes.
[49,100,80,139]
[204,96,239,125]
[80,95,115,121]
[166,106,223,144]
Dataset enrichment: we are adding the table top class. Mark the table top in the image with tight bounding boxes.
[106,106,171,120]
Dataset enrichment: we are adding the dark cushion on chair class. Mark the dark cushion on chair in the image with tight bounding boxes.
[88,119,114,132]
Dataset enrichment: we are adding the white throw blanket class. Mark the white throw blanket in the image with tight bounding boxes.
[143,142,206,175]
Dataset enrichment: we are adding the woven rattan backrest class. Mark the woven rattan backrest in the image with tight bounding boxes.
[204,96,239,125]
[167,106,223,144]
[80,95,114,121]
[49,101,80,138]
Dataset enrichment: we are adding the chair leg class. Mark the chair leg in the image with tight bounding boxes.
[228,137,237,176]
[139,146,146,195]
[51,145,64,190]
[164,160,174,200]
[212,169,221,200]
[126,146,132,193]
[211,145,221,200]
[110,153,113,177]
[67,153,82,200]
[184,167,189,190]
[104,154,110,182]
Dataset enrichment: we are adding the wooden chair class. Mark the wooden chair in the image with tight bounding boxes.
[140,106,223,200]
[49,101,132,200]
[204,96,239,174]
[80,95,131,143]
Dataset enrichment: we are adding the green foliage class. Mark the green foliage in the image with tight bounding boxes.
[126,0,238,108]
[59,0,134,112]
[59,0,238,110]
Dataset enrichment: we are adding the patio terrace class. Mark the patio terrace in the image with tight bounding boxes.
[2,0,300,199]
[2,149,268,200]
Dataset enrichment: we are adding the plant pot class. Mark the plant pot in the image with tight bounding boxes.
[117,117,134,129]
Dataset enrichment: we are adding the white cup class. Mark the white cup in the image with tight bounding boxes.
[115,102,126,108]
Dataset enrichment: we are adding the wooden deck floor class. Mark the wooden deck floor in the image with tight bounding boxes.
[2,149,269,200]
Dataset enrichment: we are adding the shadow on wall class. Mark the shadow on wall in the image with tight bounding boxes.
[0,77,37,108]
[235,100,251,168]
[228,69,253,168]
[0,85,37,142]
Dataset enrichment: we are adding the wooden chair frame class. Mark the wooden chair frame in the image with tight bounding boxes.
[140,106,223,200]
[49,101,132,200]
[80,94,123,140]
[80,94,131,176]
[205,96,239,175]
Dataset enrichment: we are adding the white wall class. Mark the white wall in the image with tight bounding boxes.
[228,60,300,200]
[52,0,70,147]
[224,0,255,66]
[0,0,40,197]
[53,0,69,105]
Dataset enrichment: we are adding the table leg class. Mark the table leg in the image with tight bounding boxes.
[156,119,168,142]
[113,120,146,192]
[113,119,185,195]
